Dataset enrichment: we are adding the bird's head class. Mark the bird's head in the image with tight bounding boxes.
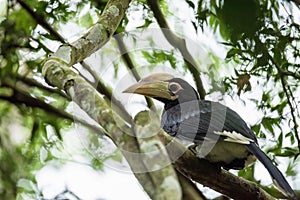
[123,73,199,105]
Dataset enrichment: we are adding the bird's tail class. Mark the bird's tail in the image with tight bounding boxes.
[247,143,298,200]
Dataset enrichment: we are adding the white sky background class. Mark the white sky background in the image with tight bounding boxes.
[30,0,300,199]
[0,0,7,23]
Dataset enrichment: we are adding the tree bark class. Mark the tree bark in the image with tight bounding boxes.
[42,0,278,199]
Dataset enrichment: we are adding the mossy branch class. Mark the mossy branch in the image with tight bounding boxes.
[46,0,131,66]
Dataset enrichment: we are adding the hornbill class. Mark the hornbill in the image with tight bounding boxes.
[123,73,297,199]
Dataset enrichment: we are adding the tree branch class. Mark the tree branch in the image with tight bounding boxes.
[158,132,274,200]
[41,1,170,198]
[280,75,300,153]
[264,49,300,153]
[1,77,108,138]
[114,34,156,111]
[286,0,300,6]
[280,69,300,80]
[17,75,68,98]
[115,32,206,198]
[16,0,65,43]
[44,0,131,66]
[147,0,206,99]
[133,111,182,199]
[176,171,207,200]
[43,61,182,199]
[79,61,133,124]
[18,0,134,124]
[43,60,276,198]
[40,0,283,198]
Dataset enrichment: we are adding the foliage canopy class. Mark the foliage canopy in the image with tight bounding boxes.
[0,0,299,199]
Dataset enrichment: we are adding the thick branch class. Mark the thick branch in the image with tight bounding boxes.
[18,0,131,124]
[134,110,207,199]
[147,0,206,99]
[158,133,274,200]
[132,110,273,199]
[134,111,182,200]
[1,78,107,137]
[35,0,133,123]
[79,61,133,123]
[17,75,68,98]
[176,171,207,200]
[40,1,165,198]
[46,0,131,66]
[42,62,164,199]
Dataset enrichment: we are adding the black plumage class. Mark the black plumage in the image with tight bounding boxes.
[161,100,257,145]
[124,73,297,199]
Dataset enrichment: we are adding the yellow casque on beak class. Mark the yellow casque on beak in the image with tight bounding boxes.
[123,73,176,100]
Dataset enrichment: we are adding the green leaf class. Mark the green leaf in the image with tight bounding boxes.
[251,124,261,135]
[185,0,195,9]
[256,54,268,67]
[42,33,59,41]
[270,101,287,114]
[285,132,295,144]
[225,48,242,59]
[260,27,276,36]
[286,161,297,176]
[91,158,104,171]
[78,12,93,28]
[277,133,283,146]
[137,18,152,29]
[10,9,37,35]
[238,164,256,182]
[278,147,299,157]
[110,150,123,163]
[261,117,275,135]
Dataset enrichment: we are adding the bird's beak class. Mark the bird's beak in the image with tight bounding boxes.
[123,73,175,100]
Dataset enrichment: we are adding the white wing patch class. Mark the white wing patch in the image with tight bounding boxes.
[214,130,254,144]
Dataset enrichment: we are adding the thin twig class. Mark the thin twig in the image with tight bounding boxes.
[264,50,300,152]
[52,188,81,200]
[286,0,300,6]
[114,34,156,111]
[16,0,65,43]
[114,33,141,80]
[280,76,300,152]
[281,69,300,79]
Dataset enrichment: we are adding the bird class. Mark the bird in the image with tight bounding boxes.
[123,73,297,200]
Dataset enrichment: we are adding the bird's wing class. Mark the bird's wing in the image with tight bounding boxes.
[162,101,297,199]
[162,100,257,144]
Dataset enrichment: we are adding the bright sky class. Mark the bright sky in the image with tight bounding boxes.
[0,0,7,23]
[37,164,148,200]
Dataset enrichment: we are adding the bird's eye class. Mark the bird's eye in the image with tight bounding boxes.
[169,82,182,94]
